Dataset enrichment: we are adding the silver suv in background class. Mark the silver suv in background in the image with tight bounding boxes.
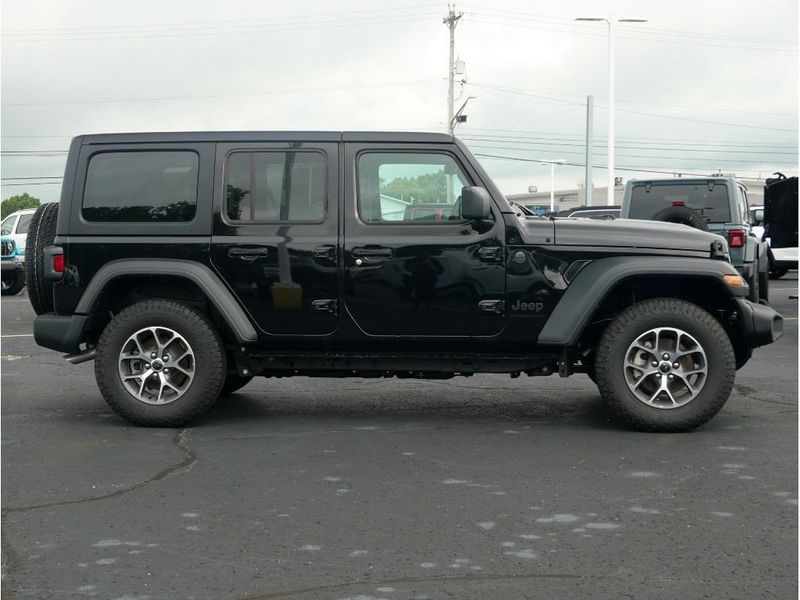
[620,178,769,303]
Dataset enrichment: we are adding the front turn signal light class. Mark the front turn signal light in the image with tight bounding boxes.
[722,274,746,287]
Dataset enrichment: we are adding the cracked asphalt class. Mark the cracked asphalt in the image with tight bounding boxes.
[2,277,797,600]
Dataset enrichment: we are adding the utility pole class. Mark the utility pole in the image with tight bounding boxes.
[585,95,594,207]
[444,4,462,135]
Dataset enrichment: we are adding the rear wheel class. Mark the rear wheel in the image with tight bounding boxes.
[595,298,735,432]
[95,299,226,427]
[758,269,770,304]
[769,265,789,279]
[25,202,59,314]
[1,272,25,296]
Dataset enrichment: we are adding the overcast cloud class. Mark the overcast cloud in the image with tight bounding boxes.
[1,0,797,203]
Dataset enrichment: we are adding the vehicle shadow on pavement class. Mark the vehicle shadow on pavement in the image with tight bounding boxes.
[200,383,629,432]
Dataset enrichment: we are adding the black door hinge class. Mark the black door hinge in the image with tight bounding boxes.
[477,246,504,263]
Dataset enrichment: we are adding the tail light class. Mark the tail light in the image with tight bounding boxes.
[44,246,64,280]
[53,254,64,273]
[728,229,746,248]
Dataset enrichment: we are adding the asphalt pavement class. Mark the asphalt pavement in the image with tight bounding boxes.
[2,278,797,600]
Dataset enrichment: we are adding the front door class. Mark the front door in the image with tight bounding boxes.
[343,144,506,337]
[211,142,339,336]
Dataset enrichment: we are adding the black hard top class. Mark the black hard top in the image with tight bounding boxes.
[78,131,454,145]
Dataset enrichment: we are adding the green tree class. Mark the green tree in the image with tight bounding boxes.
[381,171,448,204]
[1,193,41,219]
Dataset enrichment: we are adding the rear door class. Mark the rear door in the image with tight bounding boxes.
[211,142,339,336]
[342,143,506,337]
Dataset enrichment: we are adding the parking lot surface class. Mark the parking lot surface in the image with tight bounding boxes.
[2,277,797,600]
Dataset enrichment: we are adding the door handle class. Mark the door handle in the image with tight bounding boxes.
[312,245,337,263]
[228,247,269,260]
[352,247,393,258]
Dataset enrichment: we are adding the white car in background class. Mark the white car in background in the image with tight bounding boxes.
[750,205,798,279]
[0,208,37,256]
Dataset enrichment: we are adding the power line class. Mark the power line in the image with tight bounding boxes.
[2,79,442,108]
[473,152,794,178]
[466,144,799,166]
[1,4,441,33]
[2,12,442,42]
[472,84,798,132]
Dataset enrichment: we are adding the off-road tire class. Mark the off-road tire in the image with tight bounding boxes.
[651,205,709,231]
[747,272,760,304]
[221,374,253,395]
[595,298,735,432]
[25,202,59,315]
[758,269,769,304]
[1,272,25,296]
[95,299,226,427]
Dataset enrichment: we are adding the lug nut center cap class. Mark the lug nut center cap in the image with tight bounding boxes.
[659,362,672,373]
[151,360,164,372]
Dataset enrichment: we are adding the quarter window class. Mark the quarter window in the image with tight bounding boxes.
[83,151,198,222]
[357,152,471,223]
[225,151,326,223]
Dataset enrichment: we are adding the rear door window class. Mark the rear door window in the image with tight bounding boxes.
[82,151,199,222]
[629,182,730,223]
[224,151,326,223]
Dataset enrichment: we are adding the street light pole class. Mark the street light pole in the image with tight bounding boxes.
[576,16,647,205]
[536,159,566,213]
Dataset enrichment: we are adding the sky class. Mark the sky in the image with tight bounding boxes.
[1,0,798,203]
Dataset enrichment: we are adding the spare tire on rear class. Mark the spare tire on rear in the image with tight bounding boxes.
[651,205,709,231]
[26,202,59,315]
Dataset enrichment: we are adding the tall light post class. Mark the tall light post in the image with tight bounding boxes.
[575,16,647,205]
[537,159,566,213]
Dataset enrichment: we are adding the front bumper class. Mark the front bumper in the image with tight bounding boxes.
[736,299,783,348]
[1,258,24,272]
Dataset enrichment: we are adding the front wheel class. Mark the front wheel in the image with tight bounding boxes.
[1,272,25,296]
[594,298,735,432]
[95,299,226,427]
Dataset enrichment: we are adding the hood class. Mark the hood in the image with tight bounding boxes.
[551,218,725,254]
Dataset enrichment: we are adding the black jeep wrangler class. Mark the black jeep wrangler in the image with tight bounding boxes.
[28,132,783,431]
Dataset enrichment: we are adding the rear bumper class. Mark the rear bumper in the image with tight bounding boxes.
[33,313,91,354]
[736,299,783,348]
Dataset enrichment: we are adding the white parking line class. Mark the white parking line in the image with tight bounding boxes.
[1,334,33,338]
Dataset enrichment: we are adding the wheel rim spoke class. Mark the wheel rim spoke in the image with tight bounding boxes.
[118,326,195,406]
[623,326,708,410]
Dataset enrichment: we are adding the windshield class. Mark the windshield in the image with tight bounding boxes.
[629,182,730,223]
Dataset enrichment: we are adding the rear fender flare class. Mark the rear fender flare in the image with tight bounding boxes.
[75,259,258,343]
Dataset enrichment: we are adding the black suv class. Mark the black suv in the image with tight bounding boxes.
[28,132,783,431]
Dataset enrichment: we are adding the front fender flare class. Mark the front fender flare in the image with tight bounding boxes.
[537,256,744,346]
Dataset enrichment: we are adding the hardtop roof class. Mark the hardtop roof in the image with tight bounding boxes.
[78,131,454,145]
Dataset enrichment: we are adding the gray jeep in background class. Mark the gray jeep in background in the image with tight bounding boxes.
[621,177,770,303]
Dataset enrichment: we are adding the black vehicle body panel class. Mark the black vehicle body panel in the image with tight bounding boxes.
[36,131,783,368]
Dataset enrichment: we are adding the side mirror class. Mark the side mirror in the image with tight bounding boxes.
[753,208,764,226]
[460,186,491,220]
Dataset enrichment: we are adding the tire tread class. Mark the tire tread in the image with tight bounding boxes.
[594,298,735,432]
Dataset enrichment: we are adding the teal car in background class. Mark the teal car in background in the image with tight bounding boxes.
[1,235,26,295]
